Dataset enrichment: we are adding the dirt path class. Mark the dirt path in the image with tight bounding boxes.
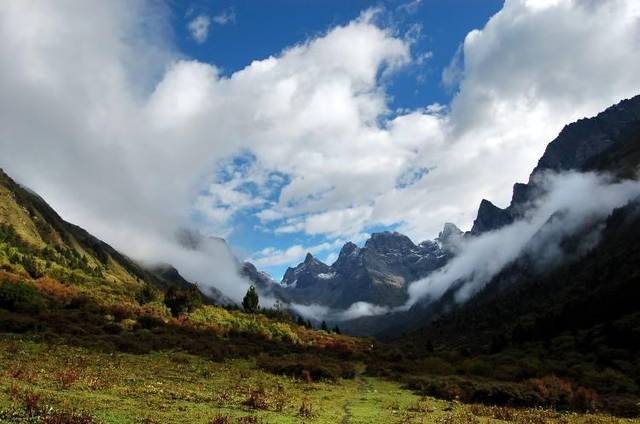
[340,399,352,424]
[340,374,369,423]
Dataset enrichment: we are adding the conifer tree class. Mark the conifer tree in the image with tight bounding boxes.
[242,285,259,313]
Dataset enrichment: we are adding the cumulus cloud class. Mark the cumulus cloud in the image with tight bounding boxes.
[1,0,640,302]
[251,239,345,268]
[251,0,640,248]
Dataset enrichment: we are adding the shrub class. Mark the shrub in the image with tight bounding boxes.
[210,415,232,424]
[7,365,37,383]
[7,385,42,417]
[602,395,640,418]
[244,387,268,410]
[137,314,164,330]
[0,279,45,313]
[164,286,202,317]
[55,366,82,389]
[298,398,313,417]
[257,354,356,381]
[268,322,300,344]
[419,357,456,375]
[40,409,97,424]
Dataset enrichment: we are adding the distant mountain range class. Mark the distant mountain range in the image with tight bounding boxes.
[262,229,456,309]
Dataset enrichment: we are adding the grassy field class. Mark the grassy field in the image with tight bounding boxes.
[1,337,637,424]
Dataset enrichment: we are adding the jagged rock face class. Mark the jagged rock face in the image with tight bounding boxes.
[241,262,276,289]
[469,94,640,235]
[281,253,332,289]
[470,199,515,235]
[278,231,449,308]
[437,223,463,253]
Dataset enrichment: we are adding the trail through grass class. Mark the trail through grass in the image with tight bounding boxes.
[0,337,637,423]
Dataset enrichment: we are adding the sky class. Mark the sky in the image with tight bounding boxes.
[1,0,640,293]
[171,0,504,279]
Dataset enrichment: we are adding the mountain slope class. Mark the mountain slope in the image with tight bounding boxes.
[0,168,203,301]
[392,95,640,351]
[414,196,640,351]
[471,94,640,234]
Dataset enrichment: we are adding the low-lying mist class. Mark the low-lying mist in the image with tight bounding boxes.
[123,231,251,303]
[407,171,640,308]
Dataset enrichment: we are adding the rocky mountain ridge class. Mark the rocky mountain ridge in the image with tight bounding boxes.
[471,94,640,234]
[248,228,458,310]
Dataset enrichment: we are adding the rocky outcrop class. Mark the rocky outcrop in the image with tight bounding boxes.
[470,199,515,235]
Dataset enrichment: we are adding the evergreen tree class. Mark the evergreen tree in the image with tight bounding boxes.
[321,321,328,331]
[333,325,341,334]
[242,285,259,313]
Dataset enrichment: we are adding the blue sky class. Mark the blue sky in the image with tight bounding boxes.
[171,0,503,279]
[171,1,502,108]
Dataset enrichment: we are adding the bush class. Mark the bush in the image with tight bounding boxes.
[257,354,356,382]
[406,374,602,413]
[164,286,202,317]
[244,387,268,410]
[137,314,164,329]
[0,279,44,313]
[298,398,313,417]
[55,366,82,389]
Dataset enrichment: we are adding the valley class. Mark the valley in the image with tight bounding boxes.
[1,2,640,422]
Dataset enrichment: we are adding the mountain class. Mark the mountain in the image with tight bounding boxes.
[271,230,452,309]
[0,168,214,303]
[471,94,640,234]
[398,95,640,337]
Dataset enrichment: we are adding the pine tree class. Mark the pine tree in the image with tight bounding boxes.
[320,321,328,331]
[242,285,259,313]
[333,325,341,334]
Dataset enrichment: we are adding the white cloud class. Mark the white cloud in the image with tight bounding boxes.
[397,0,423,15]
[405,172,640,308]
[250,239,344,268]
[188,14,210,43]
